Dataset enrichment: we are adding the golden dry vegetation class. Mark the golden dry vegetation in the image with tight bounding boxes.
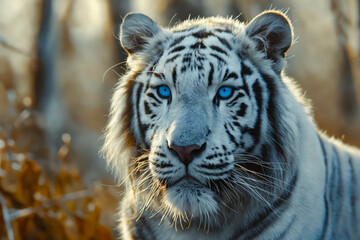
[0,106,119,239]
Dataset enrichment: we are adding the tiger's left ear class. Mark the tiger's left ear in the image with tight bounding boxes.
[246,11,293,72]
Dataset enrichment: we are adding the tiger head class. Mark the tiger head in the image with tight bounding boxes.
[103,11,301,229]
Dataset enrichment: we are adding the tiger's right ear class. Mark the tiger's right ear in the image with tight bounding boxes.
[120,13,161,55]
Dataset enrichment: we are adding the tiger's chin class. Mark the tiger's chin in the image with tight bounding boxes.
[161,177,220,227]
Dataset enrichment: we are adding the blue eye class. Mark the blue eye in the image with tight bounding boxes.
[217,86,233,99]
[157,85,171,98]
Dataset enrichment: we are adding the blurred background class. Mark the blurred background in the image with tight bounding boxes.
[0,0,359,239]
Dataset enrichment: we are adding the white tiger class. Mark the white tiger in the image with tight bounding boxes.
[102,10,360,239]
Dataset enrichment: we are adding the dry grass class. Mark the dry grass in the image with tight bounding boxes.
[0,107,119,240]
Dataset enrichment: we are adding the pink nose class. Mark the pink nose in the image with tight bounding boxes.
[168,144,202,166]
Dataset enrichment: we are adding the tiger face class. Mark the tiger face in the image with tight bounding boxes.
[104,11,298,228]
[139,43,264,216]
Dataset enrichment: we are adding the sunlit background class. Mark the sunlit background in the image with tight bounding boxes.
[0,0,359,239]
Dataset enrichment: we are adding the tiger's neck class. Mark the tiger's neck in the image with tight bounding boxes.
[317,133,360,239]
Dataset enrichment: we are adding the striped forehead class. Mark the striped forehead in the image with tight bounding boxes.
[154,27,239,87]
[164,27,235,64]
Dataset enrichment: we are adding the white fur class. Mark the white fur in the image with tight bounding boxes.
[102,10,360,240]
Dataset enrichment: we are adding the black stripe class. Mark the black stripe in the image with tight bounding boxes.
[141,124,150,138]
[169,35,186,48]
[169,46,185,54]
[224,123,239,147]
[180,66,187,73]
[227,72,239,79]
[318,135,330,240]
[230,172,298,240]
[223,69,229,81]
[153,152,166,157]
[205,151,231,160]
[212,95,219,106]
[210,53,226,64]
[348,156,358,228]
[245,80,262,152]
[241,61,253,76]
[167,95,172,105]
[191,30,213,38]
[208,63,214,86]
[172,66,177,87]
[147,61,159,76]
[232,121,240,127]
[227,92,245,107]
[210,45,228,55]
[153,72,164,80]
[151,102,159,107]
[190,42,206,49]
[223,72,239,82]
[326,145,342,237]
[199,162,230,170]
[241,77,250,96]
[205,155,215,160]
[239,62,251,96]
[236,103,248,117]
[190,30,232,51]
[261,73,286,160]
[152,161,173,168]
[146,92,162,104]
[227,120,235,131]
[216,35,232,50]
[144,100,152,115]
[333,146,342,212]
[165,53,181,64]
[182,53,192,63]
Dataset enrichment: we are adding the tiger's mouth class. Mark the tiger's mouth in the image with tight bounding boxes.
[165,175,205,189]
